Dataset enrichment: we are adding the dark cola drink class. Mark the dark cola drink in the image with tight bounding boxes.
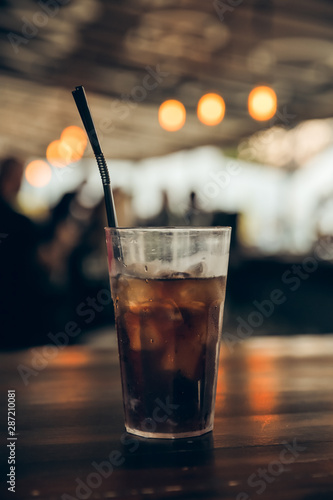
[111,274,227,438]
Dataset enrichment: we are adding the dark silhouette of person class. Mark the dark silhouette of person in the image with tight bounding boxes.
[184,191,212,226]
[0,157,52,349]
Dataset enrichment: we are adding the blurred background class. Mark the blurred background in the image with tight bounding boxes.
[1,0,333,349]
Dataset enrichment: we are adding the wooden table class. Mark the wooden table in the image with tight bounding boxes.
[1,335,333,500]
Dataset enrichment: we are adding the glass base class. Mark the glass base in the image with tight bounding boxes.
[125,424,213,439]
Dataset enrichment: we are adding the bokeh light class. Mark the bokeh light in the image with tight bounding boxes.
[248,86,277,121]
[197,93,225,126]
[25,160,52,188]
[158,100,186,131]
[46,140,68,168]
[46,126,87,168]
[60,126,87,163]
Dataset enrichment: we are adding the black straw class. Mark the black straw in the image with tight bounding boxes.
[72,85,118,228]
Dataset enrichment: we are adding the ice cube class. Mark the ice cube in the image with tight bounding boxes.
[146,300,182,347]
[155,271,190,280]
[182,300,206,315]
[112,275,129,298]
[116,276,164,305]
[161,325,204,380]
[141,302,166,349]
[178,276,226,305]
[168,272,191,279]
[186,262,206,277]
[160,302,207,380]
[127,299,183,351]
[123,311,141,351]
[123,302,163,351]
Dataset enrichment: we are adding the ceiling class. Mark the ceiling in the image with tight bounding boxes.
[1,0,333,161]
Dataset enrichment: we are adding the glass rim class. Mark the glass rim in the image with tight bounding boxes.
[105,226,231,233]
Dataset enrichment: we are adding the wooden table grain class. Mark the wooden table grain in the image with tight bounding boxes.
[1,335,333,500]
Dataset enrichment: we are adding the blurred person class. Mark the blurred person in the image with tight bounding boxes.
[31,188,109,338]
[0,157,52,348]
[0,157,24,207]
[0,159,98,348]
[68,199,114,335]
[38,190,83,286]
[0,158,117,349]
[185,191,212,227]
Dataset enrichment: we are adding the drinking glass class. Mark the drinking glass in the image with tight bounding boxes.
[105,227,231,438]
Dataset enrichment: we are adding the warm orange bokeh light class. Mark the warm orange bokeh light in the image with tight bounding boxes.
[158,100,186,131]
[25,160,52,188]
[197,93,225,126]
[248,86,277,121]
[61,125,87,144]
[46,126,87,168]
[46,140,68,168]
[60,126,87,163]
